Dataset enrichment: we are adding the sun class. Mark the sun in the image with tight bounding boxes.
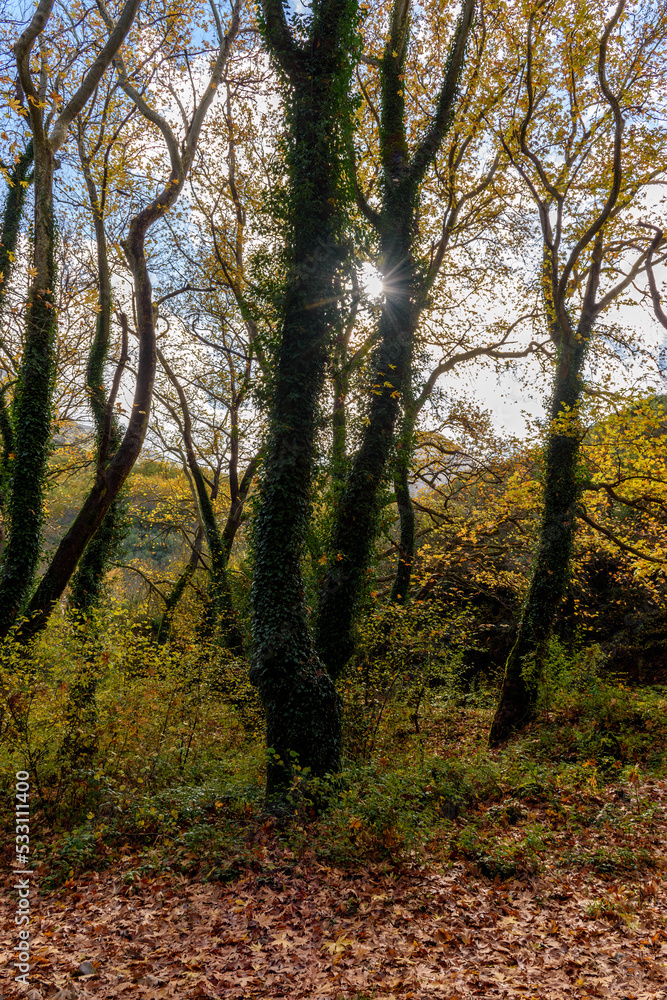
[360,262,384,301]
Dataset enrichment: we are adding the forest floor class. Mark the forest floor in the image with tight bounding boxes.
[2,701,667,999]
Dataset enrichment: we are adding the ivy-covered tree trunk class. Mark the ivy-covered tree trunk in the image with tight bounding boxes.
[315,219,417,674]
[331,367,348,484]
[0,143,33,527]
[0,134,57,635]
[0,0,142,637]
[15,212,158,642]
[488,332,588,745]
[329,274,359,485]
[250,0,359,799]
[316,0,474,678]
[0,142,33,320]
[391,409,416,604]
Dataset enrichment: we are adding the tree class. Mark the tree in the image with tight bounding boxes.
[0,0,142,635]
[13,0,242,641]
[489,0,667,744]
[68,99,134,612]
[315,0,476,677]
[249,0,362,798]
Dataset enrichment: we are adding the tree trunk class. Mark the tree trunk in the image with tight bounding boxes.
[156,525,203,643]
[69,141,127,612]
[331,366,348,484]
[315,225,416,676]
[0,141,33,319]
[194,477,245,655]
[0,143,33,530]
[14,221,157,642]
[488,334,587,746]
[250,0,360,799]
[0,136,56,635]
[391,412,415,603]
[315,0,473,678]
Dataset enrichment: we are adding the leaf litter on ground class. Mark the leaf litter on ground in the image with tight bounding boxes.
[2,777,667,1000]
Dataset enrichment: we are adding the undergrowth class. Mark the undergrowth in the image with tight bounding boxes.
[0,613,665,888]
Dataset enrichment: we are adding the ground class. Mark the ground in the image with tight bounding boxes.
[2,776,667,1000]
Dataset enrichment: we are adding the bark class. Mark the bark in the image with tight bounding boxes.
[315,229,417,675]
[69,131,127,612]
[250,0,360,799]
[315,0,474,678]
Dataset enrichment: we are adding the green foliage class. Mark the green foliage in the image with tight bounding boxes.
[0,609,262,827]
[0,601,663,895]
[341,598,474,759]
[41,825,102,888]
[454,821,546,880]
[533,641,667,772]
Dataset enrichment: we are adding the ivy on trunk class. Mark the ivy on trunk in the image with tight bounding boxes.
[489,1,637,744]
[0,0,142,637]
[316,0,475,679]
[250,0,361,800]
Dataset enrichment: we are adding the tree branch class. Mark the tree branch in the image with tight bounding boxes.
[409,0,475,186]
[557,0,626,301]
[639,224,667,330]
[577,507,666,564]
[259,0,302,80]
[50,0,142,151]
